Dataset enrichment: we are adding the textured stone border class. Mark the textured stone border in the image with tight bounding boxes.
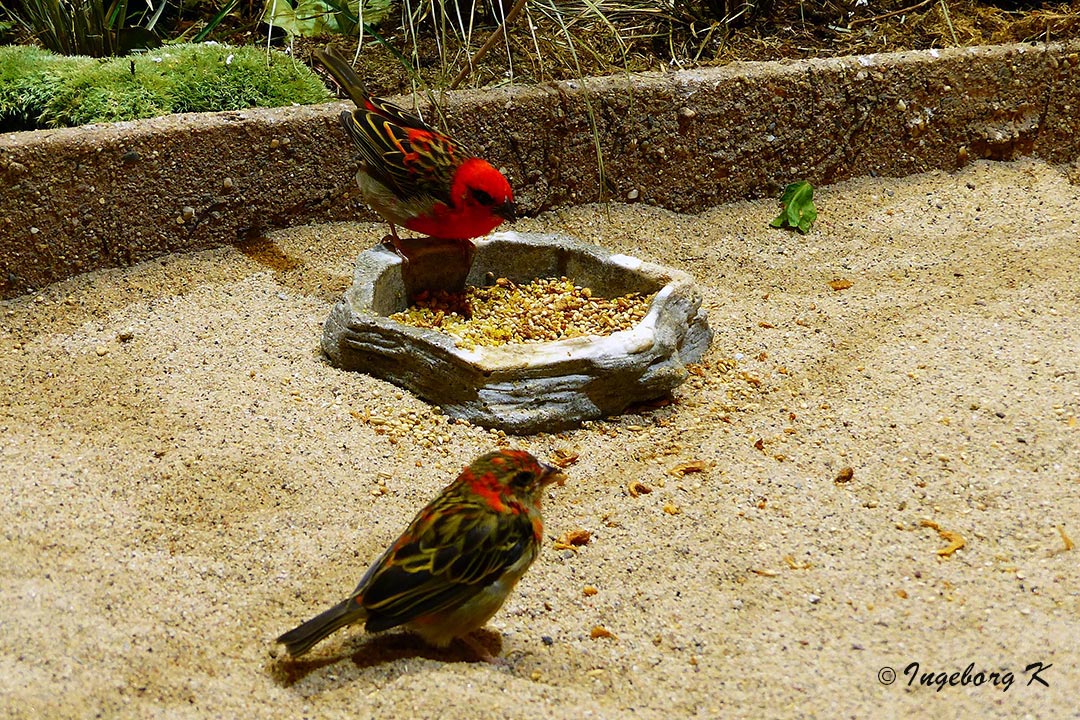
[3,41,1079,299]
[321,231,712,433]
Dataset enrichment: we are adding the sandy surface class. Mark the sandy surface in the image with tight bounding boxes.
[2,158,1079,718]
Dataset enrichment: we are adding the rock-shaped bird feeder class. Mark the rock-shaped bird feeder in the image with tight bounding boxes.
[322,231,712,434]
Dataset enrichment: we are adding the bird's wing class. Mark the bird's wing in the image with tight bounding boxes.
[356,498,536,633]
[341,107,460,208]
[313,44,461,206]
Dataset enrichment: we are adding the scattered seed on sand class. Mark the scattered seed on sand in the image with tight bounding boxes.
[590,626,616,640]
[669,459,707,476]
[389,277,655,349]
[554,529,592,551]
[349,404,504,451]
[919,519,965,557]
[552,448,580,468]
[1049,525,1074,556]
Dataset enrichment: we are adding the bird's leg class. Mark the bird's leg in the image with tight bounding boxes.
[382,223,405,257]
[458,239,475,268]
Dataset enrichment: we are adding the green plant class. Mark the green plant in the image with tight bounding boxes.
[771,180,817,234]
[0,43,330,130]
[262,0,391,37]
[0,16,17,42]
[0,0,167,56]
[0,44,78,130]
[192,0,238,41]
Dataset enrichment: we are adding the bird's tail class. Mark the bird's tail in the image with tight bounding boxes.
[276,598,365,657]
[312,45,368,108]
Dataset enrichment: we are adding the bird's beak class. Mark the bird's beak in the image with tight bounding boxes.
[494,200,518,222]
[540,462,567,487]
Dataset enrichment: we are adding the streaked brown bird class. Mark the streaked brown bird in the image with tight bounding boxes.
[277,449,563,659]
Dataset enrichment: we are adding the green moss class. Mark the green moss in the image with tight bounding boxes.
[38,56,175,126]
[0,45,80,130]
[0,43,331,131]
[152,44,331,113]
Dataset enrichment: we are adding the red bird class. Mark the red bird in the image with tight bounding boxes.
[313,46,516,253]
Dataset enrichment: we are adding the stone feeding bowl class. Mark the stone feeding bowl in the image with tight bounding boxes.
[322,231,713,434]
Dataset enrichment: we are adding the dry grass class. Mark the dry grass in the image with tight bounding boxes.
[292,0,1080,96]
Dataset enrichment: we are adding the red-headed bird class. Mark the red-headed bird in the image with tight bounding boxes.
[276,450,564,659]
[312,46,516,253]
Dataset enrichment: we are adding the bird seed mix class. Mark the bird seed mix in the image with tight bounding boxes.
[390,277,655,349]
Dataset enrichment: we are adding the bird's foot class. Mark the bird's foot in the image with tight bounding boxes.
[460,632,508,666]
[380,234,404,256]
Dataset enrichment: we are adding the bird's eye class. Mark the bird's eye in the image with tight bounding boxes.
[470,187,495,206]
[510,470,534,487]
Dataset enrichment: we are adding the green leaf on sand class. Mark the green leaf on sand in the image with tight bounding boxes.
[770,180,817,234]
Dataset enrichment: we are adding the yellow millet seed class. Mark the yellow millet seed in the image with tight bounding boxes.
[389,277,654,349]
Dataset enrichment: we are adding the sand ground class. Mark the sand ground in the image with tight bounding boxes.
[2,158,1079,719]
